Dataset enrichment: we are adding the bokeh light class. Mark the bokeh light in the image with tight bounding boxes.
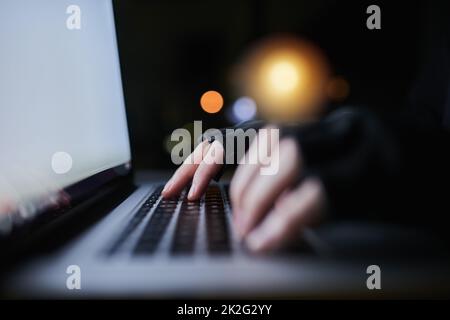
[327,76,350,101]
[232,97,257,122]
[268,61,300,94]
[51,151,73,174]
[200,90,224,113]
[235,36,330,122]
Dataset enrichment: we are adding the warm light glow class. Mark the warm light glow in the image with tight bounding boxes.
[200,90,224,114]
[235,36,330,122]
[268,61,300,94]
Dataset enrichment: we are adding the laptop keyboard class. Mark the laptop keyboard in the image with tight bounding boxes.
[107,184,232,256]
[204,187,230,253]
[171,193,200,254]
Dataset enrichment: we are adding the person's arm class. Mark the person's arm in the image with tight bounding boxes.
[279,107,450,228]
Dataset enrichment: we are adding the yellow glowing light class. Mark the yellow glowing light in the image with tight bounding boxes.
[236,36,330,122]
[268,60,300,94]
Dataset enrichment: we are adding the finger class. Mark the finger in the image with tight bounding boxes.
[188,141,224,200]
[229,139,261,218]
[246,178,325,253]
[237,138,301,237]
[162,140,210,198]
[230,126,278,222]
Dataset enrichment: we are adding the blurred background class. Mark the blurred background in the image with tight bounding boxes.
[112,0,423,170]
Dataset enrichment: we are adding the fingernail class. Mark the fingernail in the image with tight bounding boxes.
[162,181,172,194]
[188,184,196,199]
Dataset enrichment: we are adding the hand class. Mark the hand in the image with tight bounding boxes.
[230,131,327,253]
[162,139,224,201]
[0,200,14,217]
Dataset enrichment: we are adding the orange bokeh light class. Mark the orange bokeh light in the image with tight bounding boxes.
[200,90,224,113]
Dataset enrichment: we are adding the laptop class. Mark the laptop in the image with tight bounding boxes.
[1,0,449,298]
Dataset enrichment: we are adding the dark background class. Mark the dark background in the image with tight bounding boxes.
[112,0,425,170]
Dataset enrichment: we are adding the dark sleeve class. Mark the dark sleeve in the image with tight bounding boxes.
[285,2,450,230]
[281,107,450,230]
[208,107,450,232]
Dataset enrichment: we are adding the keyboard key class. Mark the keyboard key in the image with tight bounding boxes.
[171,198,200,254]
[205,186,230,254]
[106,186,163,255]
[108,184,231,257]
[133,196,178,255]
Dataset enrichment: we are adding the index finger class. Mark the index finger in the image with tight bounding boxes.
[162,140,210,198]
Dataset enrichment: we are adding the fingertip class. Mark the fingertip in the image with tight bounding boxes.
[161,181,172,198]
[187,184,197,201]
[232,207,251,238]
[161,191,171,199]
[245,231,268,253]
[162,179,172,191]
[162,181,183,199]
[187,193,198,201]
[161,190,173,199]
[237,206,256,238]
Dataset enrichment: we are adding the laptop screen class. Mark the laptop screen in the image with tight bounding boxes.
[0,0,131,233]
